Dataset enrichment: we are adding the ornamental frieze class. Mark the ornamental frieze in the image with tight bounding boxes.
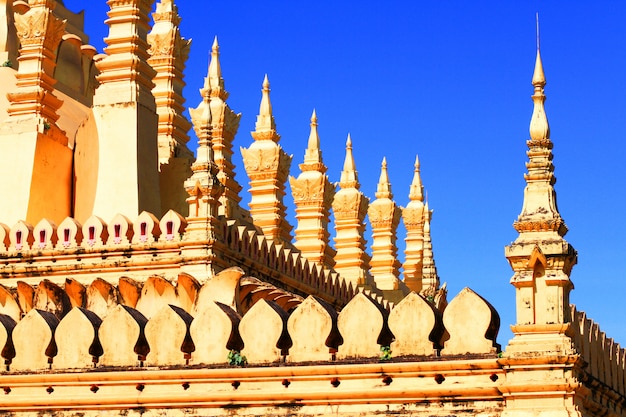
[148,32,189,59]
[290,176,324,202]
[14,9,65,49]
[513,218,567,234]
[107,0,153,9]
[241,147,279,172]
[148,32,175,56]
[526,138,553,148]
[368,204,400,226]
[402,207,425,228]
[251,130,280,142]
[333,193,367,220]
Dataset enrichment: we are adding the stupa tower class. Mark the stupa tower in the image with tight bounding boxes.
[504,44,576,331]
[501,26,580,417]
[147,0,194,216]
[368,158,402,293]
[241,75,293,243]
[290,110,336,268]
[182,50,225,279]
[420,202,439,296]
[204,37,244,220]
[402,155,426,292]
[332,135,371,288]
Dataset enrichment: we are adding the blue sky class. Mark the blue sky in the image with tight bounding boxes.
[63,1,626,346]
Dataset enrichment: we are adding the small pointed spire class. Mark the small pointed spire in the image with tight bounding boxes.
[254,74,277,133]
[208,35,225,93]
[529,16,549,141]
[339,134,359,188]
[375,157,392,199]
[308,109,319,150]
[532,51,546,86]
[303,109,322,166]
[409,155,424,202]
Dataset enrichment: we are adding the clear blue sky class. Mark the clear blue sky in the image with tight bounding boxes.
[64,1,626,346]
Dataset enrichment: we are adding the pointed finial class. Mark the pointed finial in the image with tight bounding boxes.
[302,108,323,166]
[339,134,359,188]
[423,201,431,232]
[529,23,549,141]
[536,13,540,51]
[375,157,392,199]
[307,109,320,150]
[409,155,424,202]
[253,74,277,135]
[207,35,225,94]
[260,74,272,115]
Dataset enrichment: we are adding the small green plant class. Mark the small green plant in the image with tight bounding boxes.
[1,60,12,68]
[227,350,247,367]
[43,121,51,131]
[426,295,435,303]
[380,345,392,361]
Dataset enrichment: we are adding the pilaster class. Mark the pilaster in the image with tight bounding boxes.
[147,0,193,216]
[332,135,371,288]
[0,0,71,225]
[0,0,18,67]
[90,0,160,220]
[241,75,292,243]
[289,110,336,269]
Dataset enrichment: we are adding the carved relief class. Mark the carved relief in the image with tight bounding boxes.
[148,31,190,59]
[290,176,324,202]
[402,207,424,228]
[333,193,366,220]
[513,218,567,234]
[242,147,279,172]
[14,8,65,49]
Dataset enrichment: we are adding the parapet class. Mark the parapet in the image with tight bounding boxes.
[0,276,500,371]
[570,305,626,399]
[0,210,353,309]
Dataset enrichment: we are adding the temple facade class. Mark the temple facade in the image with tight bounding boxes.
[0,1,622,416]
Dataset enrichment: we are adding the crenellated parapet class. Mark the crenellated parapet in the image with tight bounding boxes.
[569,305,626,408]
[332,135,371,289]
[290,110,336,269]
[242,75,293,244]
[0,211,356,309]
[0,282,499,371]
[368,158,402,296]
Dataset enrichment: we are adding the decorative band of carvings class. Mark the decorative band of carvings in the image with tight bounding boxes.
[513,218,567,234]
[526,138,553,148]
